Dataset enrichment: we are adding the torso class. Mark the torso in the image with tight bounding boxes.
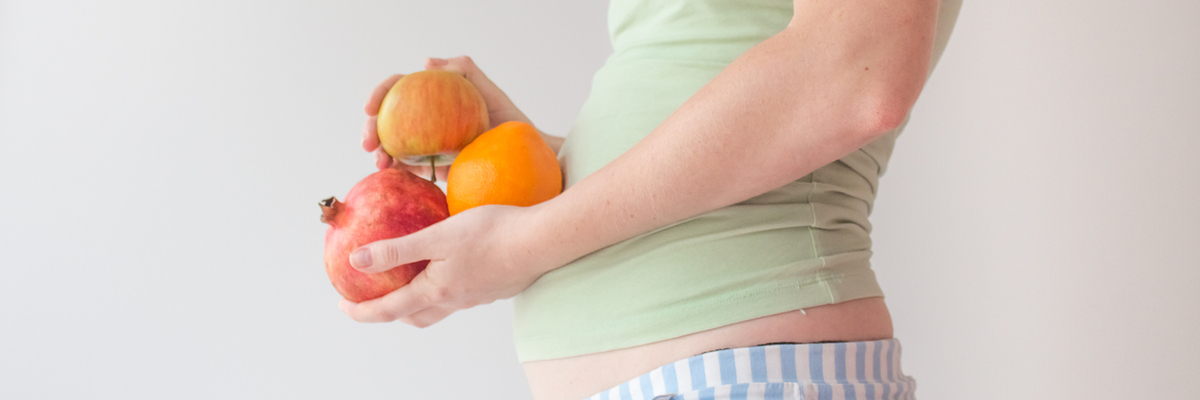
[523,297,892,400]
[514,0,891,364]
[518,2,962,399]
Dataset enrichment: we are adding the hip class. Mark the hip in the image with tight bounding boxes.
[523,297,894,400]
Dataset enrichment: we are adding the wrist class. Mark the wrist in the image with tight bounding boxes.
[520,198,581,275]
[538,131,564,155]
[490,109,532,128]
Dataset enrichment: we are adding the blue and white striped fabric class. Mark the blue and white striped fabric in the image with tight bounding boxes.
[582,339,915,400]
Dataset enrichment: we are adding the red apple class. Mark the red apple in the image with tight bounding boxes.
[320,168,449,302]
[376,70,489,168]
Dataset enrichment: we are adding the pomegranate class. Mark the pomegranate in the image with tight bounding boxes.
[320,168,449,302]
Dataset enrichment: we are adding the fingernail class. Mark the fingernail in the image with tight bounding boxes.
[350,247,373,269]
[427,57,447,66]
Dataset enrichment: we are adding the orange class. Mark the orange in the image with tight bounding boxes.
[446,121,563,215]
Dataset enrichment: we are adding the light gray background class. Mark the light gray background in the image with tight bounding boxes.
[1,1,1197,399]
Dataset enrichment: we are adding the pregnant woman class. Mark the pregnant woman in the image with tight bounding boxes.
[344,0,961,399]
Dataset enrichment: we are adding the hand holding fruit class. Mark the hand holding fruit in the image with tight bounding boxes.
[336,122,564,326]
[328,55,566,327]
[320,169,449,302]
[338,204,558,326]
[361,56,538,176]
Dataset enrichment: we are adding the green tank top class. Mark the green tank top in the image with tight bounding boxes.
[513,0,961,362]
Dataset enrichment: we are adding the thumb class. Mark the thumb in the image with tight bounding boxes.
[425,56,498,94]
[349,228,441,274]
[425,56,524,124]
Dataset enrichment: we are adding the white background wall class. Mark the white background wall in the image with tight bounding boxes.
[1,1,1196,399]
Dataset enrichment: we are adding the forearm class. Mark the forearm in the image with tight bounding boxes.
[527,0,939,269]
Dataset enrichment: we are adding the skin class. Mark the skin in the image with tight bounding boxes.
[345,0,940,398]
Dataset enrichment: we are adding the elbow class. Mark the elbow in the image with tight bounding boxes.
[863,98,911,136]
[853,89,916,140]
[849,58,930,139]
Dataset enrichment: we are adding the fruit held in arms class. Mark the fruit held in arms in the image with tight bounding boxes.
[446,121,562,215]
[320,168,450,302]
[377,70,489,168]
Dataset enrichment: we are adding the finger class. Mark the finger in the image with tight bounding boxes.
[374,148,392,171]
[401,162,430,181]
[339,295,428,324]
[365,74,404,116]
[362,116,380,152]
[340,270,446,323]
[427,56,526,127]
[339,299,391,323]
[425,57,449,69]
[397,305,456,328]
[348,226,443,273]
[395,164,449,182]
[426,56,497,95]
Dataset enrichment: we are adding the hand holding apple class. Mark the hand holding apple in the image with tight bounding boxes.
[337,56,569,325]
[376,69,488,169]
[361,56,539,178]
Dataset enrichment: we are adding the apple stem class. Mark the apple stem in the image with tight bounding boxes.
[430,157,437,183]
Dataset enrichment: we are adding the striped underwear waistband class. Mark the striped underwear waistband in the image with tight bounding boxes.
[583,339,915,400]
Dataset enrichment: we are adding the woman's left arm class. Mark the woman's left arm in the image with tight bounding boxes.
[340,0,940,326]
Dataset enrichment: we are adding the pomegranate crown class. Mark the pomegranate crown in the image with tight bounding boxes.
[319,197,343,224]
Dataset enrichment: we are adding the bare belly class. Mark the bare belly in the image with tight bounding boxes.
[522,297,893,400]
